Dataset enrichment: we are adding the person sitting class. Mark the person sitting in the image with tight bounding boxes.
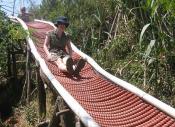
[18,7,33,22]
[43,16,86,75]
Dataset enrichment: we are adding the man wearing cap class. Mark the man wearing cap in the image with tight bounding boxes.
[44,16,86,75]
[18,7,33,22]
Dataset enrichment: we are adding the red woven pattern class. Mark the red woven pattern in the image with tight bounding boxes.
[27,21,175,127]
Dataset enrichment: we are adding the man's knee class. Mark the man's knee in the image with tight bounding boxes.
[62,55,71,65]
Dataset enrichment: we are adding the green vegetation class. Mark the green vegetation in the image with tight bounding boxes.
[34,0,175,106]
[0,10,27,77]
[0,8,28,127]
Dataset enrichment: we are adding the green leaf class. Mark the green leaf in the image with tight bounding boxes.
[148,58,155,65]
[139,23,151,48]
[144,40,156,59]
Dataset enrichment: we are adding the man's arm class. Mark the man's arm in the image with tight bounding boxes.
[43,35,51,59]
[25,12,34,18]
[67,40,73,57]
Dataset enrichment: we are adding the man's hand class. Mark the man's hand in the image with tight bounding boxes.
[47,54,52,61]
[47,53,58,61]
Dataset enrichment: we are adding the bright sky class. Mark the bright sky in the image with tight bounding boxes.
[0,0,42,16]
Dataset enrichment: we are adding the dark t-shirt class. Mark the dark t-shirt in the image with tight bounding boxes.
[18,13,30,22]
[47,29,70,53]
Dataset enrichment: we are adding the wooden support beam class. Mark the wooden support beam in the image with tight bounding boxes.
[39,68,58,96]
[12,51,17,80]
[58,97,75,127]
[56,109,70,117]
[26,44,31,104]
[37,109,70,127]
[37,120,50,127]
[20,44,30,104]
[40,69,75,127]
[7,49,12,77]
[20,77,27,104]
[36,62,46,121]
[48,96,74,127]
[37,66,46,119]
[48,96,61,127]
[75,116,82,127]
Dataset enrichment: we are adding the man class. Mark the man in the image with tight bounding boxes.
[44,16,86,75]
[18,7,33,22]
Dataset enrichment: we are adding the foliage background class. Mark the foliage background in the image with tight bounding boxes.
[32,0,175,106]
[0,10,27,77]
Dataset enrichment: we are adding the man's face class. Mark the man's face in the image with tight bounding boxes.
[21,8,26,13]
[58,24,66,32]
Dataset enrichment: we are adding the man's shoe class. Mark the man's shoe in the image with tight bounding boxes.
[66,57,74,75]
[74,58,86,75]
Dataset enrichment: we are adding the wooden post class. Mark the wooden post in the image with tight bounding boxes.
[58,96,66,127]
[7,49,12,77]
[26,44,31,104]
[20,77,27,104]
[19,43,29,104]
[12,51,17,81]
[48,96,61,127]
[36,62,46,121]
[39,70,75,127]
[57,96,74,127]
[75,116,82,127]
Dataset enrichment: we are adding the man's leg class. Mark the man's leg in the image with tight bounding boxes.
[74,58,86,75]
[55,58,67,71]
[57,56,74,74]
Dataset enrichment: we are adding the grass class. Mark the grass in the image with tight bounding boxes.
[2,88,55,127]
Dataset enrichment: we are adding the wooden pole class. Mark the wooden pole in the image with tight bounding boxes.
[12,51,17,81]
[36,62,46,121]
[39,69,75,127]
[57,96,74,127]
[26,44,31,104]
[75,116,82,127]
[20,75,27,104]
[48,96,61,127]
[7,49,12,77]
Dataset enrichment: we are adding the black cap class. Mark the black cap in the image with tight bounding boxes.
[54,16,69,28]
[20,7,26,12]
